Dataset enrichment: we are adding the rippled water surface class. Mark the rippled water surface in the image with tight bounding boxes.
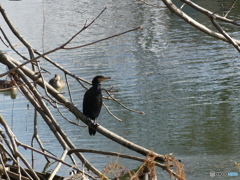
[1,0,240,179]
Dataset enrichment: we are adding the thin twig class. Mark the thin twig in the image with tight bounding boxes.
[65,73,74,103]
[103,103,122,122]
[0,34,8,47]
[224,0,237,17]
[55,103,87,127]
[63,7,107,47]
[104,89,145,114]
[64,26,142,50]
[0,27,28,60]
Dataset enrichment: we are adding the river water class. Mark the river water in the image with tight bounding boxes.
[1,0,240,179]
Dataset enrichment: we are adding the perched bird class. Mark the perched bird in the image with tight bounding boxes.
[49,74,65,91]
[83,76,111,135]
[64,170,89,180]
[0,80,14,89]
[0,79,17,99]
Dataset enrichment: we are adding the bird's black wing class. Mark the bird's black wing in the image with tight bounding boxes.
[83,88,103,120]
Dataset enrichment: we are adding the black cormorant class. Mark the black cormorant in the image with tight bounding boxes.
[49,74,65,91]
[83,76,111,135]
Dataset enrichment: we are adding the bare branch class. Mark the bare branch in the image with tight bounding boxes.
[16,141,96,179]
[104,89,145,114]
[63,7,107,47]
[224,0,237,18]
[180,0,240,26]
[103,103,123,122]
[68,149,166,168]
[162,0,240,45]
[210,14,240,52]
[63,26,142,50]
[0,58,38,78]
[48,149,68,180]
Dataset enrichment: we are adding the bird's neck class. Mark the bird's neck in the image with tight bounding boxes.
[93,83,101,92]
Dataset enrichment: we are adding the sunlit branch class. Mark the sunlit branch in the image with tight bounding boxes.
[162,0,240,46]
[68,149,166,168]
[0,58,38,78]
[180,0,240,26]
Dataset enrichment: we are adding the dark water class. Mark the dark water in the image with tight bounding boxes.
[1,0,240,179]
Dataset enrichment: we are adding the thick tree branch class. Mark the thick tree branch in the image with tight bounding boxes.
[162,0,240,45]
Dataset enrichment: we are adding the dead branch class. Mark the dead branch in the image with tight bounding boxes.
[224,0,237,17]
[68,149,166,168]
[0,114,40,180]
[63,26,142,50]
[103,89,145,114]
[103,103,123,122]
[68,149,185,180]
[179,0,240,26]
[161,0,240,46]
[210,14,240,52]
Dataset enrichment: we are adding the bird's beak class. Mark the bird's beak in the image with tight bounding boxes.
[99,77,111,82]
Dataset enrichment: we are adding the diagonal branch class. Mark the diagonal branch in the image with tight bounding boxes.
[64,26,142,50]
[180,0,240,26]
[210,14,240,52]
[162,0,240,45]
[224,0,237,18]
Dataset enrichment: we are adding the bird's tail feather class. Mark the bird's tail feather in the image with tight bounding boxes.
[89,127,96,136]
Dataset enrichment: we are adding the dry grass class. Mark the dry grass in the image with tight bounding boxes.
[129,151,157,180]
[101,151,186,180]
[164,154,186,180]
[102,161,127,179]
